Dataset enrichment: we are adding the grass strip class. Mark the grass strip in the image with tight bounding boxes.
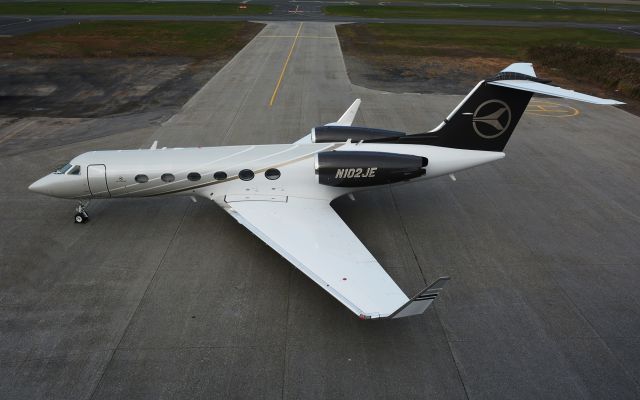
[358,0,640,10]
[337,24,640,57]
[0,2,271,16]
[325,5,640,24]
[0,21,263,58]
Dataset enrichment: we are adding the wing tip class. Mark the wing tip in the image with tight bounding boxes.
[332,98,362,127]
[501,62,536,78]
[379,276,451,320]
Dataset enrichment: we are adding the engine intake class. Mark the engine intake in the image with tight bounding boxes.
[317,151,427,187]
[312,126,406,143]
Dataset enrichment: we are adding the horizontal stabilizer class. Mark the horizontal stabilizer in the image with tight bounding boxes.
[488,80,624,105]
[500,62,536,77]
[383,276,450,319]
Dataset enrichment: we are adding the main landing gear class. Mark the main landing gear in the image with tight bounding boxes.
[74,201,90,224]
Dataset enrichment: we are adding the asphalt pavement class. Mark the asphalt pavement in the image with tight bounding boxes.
[1,21,640,400]
[2,13,640,36]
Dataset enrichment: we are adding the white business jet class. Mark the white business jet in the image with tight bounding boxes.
[29,63,622,319]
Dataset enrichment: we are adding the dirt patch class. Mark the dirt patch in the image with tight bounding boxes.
[337,23,640,114]
[0,21,264,118]
[344,55,640,115]
[343,54,511,94]
[0,58,226,118]
[342,52,640,115]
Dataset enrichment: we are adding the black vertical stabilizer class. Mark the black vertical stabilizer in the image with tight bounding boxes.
[399,81,533,152]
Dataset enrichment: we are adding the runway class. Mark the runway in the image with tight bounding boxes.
[2,21,640,399]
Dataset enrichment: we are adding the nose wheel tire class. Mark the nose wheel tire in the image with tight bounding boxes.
[74,201,90,223]
[74,211,89,224]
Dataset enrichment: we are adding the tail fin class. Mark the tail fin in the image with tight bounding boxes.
[400,63,623,152]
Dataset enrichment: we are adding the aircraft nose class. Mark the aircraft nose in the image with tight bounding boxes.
[28,176,51,195]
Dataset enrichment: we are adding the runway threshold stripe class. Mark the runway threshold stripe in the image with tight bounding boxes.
[269,22,303,107]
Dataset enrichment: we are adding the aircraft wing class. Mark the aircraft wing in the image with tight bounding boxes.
[295,99,361,144]
[223,196,448,319]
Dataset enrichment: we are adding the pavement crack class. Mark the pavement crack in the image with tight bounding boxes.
[389,186,470,400]
[388,187,425,284]
[85,201,191,400]
[280,269,293,400]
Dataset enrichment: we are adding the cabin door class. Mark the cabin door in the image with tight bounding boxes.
[87,164,111,198]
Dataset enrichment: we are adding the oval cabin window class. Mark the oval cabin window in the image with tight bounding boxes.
[187,172,201,182]
[265,168,281,180]
[161,173,175,183]
[135,174,148,183]
[238,169,254,181]
[214,171,227,181]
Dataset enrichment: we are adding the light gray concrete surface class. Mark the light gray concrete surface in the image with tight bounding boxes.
[2,21,640,399]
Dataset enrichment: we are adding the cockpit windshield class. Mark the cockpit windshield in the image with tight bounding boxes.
[54,163,72,174]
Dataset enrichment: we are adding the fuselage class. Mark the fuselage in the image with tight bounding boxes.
[28,142,504,203]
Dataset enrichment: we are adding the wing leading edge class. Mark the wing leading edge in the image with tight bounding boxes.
[223,196,448,319]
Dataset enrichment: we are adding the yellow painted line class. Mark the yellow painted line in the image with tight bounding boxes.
[269,22,303,108]
[527,110,574,113]
[525,100,580,118]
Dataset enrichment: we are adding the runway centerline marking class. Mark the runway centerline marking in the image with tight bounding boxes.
[269,22,303,108]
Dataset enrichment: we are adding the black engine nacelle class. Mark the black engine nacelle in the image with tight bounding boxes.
[316,151,427,187]
[312,126,406,143]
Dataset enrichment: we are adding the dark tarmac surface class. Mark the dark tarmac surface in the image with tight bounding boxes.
[2,14,640,37]
[2,21,640,400]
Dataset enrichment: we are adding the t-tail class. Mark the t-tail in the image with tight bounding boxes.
[398,63,623,152]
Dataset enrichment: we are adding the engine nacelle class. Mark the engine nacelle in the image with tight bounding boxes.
[312,126,406,143]
[316,151,427,187]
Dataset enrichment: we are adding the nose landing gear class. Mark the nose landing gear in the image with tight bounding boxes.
[74,201,90,223]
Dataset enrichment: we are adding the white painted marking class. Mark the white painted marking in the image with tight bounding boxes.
[618,25,640,36]
[0,17,31,29]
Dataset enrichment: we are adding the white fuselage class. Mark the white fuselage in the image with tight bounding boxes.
[29,142,504,203]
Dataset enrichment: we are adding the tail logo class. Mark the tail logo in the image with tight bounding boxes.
[472,100,511,139]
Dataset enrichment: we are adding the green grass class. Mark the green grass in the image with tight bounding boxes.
[337,24,640,58]
[0,2,271,16]
[363,0,640,8]
[0,21,263,58]
[325,5,640,24]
